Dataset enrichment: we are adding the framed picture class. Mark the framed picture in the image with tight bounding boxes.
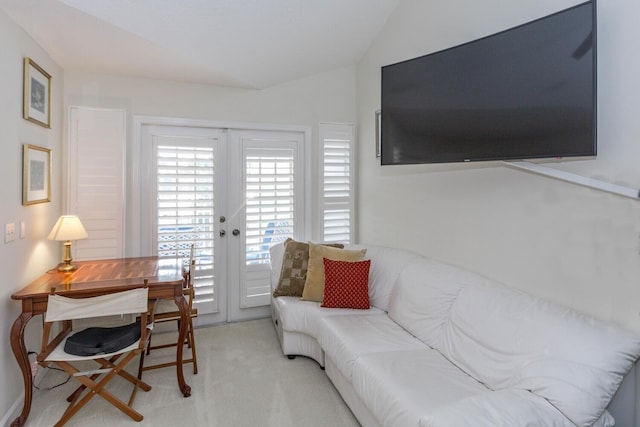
[23,57,51,128]
[23,144,51,205]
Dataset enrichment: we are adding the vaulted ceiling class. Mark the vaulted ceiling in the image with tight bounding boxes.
[0,0,400,88]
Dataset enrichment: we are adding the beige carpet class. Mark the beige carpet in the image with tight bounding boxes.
[25,319,360,426]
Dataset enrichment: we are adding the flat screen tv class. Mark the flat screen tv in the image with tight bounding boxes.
[380,1,596,165]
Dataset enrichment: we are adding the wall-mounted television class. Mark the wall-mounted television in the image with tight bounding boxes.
[380,1,596,165]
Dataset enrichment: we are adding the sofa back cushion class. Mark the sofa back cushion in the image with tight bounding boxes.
[269,242,286,291]
[439,280,640,427]
[388,258,485,348]
[350,245,424,311]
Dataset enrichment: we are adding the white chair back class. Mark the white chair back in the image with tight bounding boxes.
[45,288,149,322]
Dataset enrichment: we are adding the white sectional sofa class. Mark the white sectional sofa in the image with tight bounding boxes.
[270,243,640,427]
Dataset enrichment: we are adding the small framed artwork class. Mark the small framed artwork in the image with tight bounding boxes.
[23,57,51,128]
[23,144,51,205]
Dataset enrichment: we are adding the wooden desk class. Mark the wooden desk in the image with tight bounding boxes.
[9,257,192,427]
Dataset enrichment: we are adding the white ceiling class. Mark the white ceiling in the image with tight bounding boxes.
[0,0,400,88]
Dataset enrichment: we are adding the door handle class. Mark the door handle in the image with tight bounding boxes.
[219,230,226,237]
[232,229,240,236]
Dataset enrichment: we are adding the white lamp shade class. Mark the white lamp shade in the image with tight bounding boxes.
[48,215,88,241]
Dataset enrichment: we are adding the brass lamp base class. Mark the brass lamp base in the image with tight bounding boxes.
[57,262,78,272]
[57,240,78,272]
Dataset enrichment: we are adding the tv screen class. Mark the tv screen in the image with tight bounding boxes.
[381,1,596,165]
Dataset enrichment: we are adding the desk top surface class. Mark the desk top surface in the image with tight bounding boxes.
[12,257,184,300]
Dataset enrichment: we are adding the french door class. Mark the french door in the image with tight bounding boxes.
[140,123,307,324]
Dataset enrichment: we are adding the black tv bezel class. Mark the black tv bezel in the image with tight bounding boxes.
[380,0,597,166]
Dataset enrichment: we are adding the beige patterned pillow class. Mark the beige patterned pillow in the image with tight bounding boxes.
[272,239,343,297]
[301,243,367,302]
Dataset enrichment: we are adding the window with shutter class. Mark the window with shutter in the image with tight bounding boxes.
[319,123,355,244]
[241,145,296,308]
[155,143,217,314]
[245,148,295,264]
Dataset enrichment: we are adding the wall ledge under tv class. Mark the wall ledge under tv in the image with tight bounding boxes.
[503,161,640,200]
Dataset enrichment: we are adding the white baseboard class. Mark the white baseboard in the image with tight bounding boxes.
[1,393,23,427]
[2,362,52,426]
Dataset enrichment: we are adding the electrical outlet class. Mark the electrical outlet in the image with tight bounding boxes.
[4,223,16,243]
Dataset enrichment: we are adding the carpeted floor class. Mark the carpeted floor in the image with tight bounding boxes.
[25,318,360,426]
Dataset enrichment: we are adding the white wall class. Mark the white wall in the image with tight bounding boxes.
[357,0,640,333]
[0,9,63,424]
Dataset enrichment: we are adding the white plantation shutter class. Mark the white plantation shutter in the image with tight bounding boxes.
[242,144,296,307]
[141,123,307,322]
[68,108,125,260]
[245,149,295,263]
[155,143,217,314]
[319,123,355,244]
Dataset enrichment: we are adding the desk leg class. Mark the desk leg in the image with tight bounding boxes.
[10,312,34,427]
[175,295,192,397]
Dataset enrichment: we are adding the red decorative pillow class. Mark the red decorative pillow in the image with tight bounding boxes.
[321,258,371,309]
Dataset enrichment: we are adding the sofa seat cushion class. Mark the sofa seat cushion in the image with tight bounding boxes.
[272,296,384,337]
[318,315,426,382]
[439,280,640,427]
[351,350,489,427]
[419,388,578,427]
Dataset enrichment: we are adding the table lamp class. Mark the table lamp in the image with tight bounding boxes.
[48,215,88,272]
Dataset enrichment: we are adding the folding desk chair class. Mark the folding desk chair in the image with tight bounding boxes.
[38,286,153,426]
[144,245,198,374]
